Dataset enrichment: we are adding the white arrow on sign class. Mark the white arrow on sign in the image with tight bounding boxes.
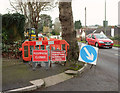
[84,47,94,60]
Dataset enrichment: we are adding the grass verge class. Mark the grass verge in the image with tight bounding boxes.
[113,44,120,47]
[78,40,86,43]
[65,62,84,71]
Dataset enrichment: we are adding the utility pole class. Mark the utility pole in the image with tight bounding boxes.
[85,7,86,28]
[84,7,87,41]
[118,1,120,26]
[103,0,108,35]
[105,0,106,35]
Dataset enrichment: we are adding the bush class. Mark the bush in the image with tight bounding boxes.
[65,63,83,71]
[110,36,120,41]
[2,13,25,43]
[2,40,22,59]
[51,30,60,35]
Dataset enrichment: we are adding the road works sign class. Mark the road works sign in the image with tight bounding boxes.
[78,44,98,65]
[33,50,48,62]
[51,51,66,61]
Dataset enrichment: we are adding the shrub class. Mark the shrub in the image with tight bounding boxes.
[110,36,120,41]
[2,40,22,59]
[2,13,25,43]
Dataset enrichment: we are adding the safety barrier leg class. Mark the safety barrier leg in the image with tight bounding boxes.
[50,61,52,67]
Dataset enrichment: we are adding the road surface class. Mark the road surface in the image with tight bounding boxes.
[37,44,119,91]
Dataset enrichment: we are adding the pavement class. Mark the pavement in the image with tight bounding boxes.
[2,60,67,91]
[5,64,88,92]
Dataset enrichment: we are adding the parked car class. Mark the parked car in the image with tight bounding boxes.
[86,33,113,48]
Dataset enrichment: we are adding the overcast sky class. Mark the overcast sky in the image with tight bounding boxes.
[0,0,119,26]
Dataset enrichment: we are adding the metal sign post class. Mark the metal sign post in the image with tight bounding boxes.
[45,61,49,70]
[32,50,48,70]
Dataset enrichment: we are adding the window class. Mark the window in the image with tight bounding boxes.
[30,46,34,55]
[88,34,92,38]
[24,46,28,57]
[92,35,95,39]
[95,34,108,39]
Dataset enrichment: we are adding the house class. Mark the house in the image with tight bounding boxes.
[76,29,87,41]
[76,26,119,41]
[86,26,119,37]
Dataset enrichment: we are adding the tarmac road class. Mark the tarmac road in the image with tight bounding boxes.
[38,44,119,91]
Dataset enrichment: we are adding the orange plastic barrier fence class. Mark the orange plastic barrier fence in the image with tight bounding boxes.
[19,38,69,62]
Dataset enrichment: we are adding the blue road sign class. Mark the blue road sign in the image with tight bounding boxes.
[78,44,98,65]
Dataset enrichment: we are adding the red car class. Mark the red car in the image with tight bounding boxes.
[86,33,113,48]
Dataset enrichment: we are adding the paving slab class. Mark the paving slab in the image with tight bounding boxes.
[30,79,44,88]
[65,70,78,75]
[43,73,73,87]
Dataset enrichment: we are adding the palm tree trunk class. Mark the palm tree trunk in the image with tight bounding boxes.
[59,2,79,61]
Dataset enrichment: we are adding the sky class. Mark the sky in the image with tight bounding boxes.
[0,0,119,26]
[118,1,120,26]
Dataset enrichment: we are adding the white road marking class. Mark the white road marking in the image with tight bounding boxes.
[115,54,120,56]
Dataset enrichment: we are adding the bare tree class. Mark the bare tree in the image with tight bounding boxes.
[9,0,56,35]
[59,1,79,61]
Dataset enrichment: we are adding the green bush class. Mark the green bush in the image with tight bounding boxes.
[110,36,120,41]
[2,40,22,59]
[2,13,25,43]
[51,30,60,35]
